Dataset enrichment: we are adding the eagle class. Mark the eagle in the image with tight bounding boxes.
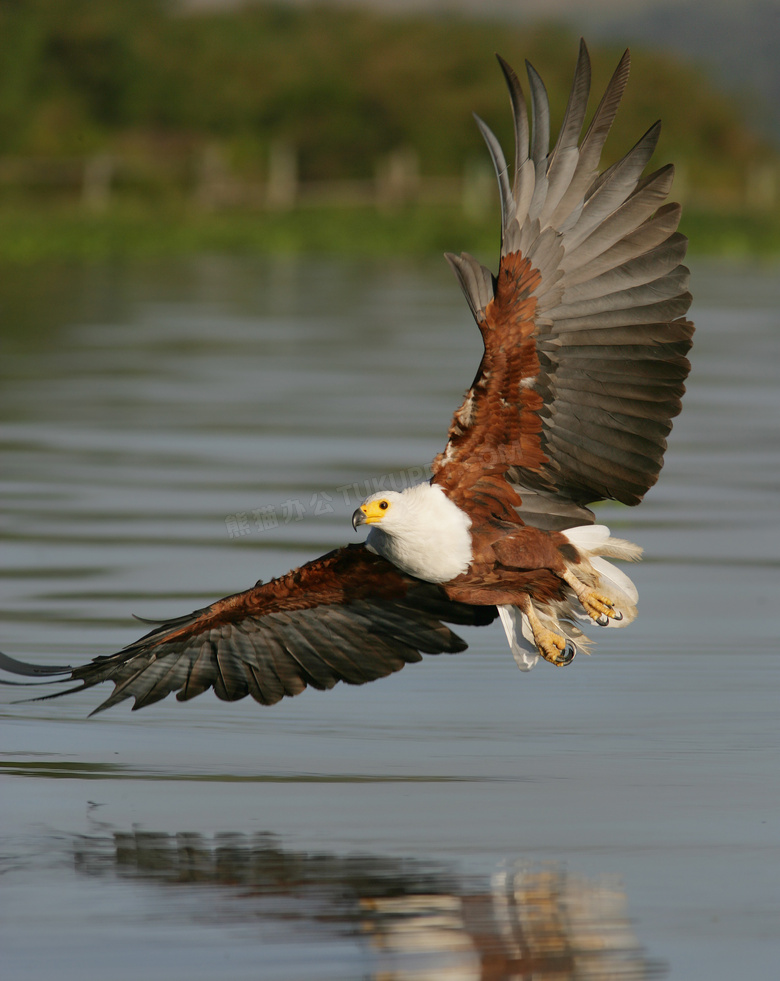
[0,42,693,715]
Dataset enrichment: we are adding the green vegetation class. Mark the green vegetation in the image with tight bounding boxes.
[1,201,778,265]
[0,0,778,260]
[0,201,495,263]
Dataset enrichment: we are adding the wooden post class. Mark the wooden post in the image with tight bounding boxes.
[266,140,297,209]
[745,161,777,213]
[196,144,231,211]
[376,148,419,210]
[82,154,113,213]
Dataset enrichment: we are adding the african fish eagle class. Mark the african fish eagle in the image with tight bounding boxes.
[0,41,693,713]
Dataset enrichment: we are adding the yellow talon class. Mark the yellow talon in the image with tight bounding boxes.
[581,590,620,622]
[522,600,577,666]
[536,627,575,665]
[562,570,623,625]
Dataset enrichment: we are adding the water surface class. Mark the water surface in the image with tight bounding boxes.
[1,257,778,979]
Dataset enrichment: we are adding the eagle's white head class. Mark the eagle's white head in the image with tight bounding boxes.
[352,482,472,583]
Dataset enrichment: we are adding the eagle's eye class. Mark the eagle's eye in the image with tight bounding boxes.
[378,500,389,510]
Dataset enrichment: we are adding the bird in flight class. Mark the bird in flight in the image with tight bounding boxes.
[0,41,693,714]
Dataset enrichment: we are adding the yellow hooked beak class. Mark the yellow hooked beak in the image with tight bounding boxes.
[351,499,389,531]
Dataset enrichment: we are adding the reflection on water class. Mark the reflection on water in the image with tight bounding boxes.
[67,830,661,981]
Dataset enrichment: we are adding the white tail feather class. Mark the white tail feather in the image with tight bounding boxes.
[498,605,539,671]
[590,554,639,605]
[563,524,643,562]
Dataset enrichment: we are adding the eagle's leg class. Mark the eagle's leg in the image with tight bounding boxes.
[561,569,623,627]
[521,597,576,666]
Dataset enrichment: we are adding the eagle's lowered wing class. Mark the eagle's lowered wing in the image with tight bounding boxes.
[0,545,496,714]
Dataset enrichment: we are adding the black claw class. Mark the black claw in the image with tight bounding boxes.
[596,614,610,627]
[560,641,576,665]
[613,610,623,622]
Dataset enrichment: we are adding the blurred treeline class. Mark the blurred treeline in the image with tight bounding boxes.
[0,0,777,257]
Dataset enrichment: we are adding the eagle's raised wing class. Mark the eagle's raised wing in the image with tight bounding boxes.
[0,545,496,714]
[432,42,694,530]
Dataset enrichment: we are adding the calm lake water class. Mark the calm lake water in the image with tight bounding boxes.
[1,256,778,980]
